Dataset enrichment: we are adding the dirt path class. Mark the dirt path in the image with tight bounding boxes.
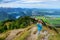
[5,29,24,40]
[26,26,38,40]
[5,25,35,40]
[5,26,50,40]
[26,26,50,40]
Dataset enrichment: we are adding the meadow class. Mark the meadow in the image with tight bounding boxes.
[34,16,60,28]
[0,16,60,40]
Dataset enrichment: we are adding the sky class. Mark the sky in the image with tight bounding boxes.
[0,0,60,8]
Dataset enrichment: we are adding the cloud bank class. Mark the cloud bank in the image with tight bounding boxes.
[0,0,60,8]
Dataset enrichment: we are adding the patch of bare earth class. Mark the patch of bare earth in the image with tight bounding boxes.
[5,29,24,40]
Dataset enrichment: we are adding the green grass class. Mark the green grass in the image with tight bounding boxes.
[33,16,60,40]
[14,30,31,40]
[35,16,60,27]
[49,34,60,40]
[0,30,10,40]
[13,24,35,40]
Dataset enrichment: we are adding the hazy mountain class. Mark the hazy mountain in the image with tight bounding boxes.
[0,11,16,21]
[0,8,60,21]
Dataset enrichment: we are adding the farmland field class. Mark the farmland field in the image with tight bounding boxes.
[32,16,60,28]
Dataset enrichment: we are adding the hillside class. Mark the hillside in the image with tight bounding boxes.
[0,8,60,21]
[0,24,59,40]
[0,16,60,40]
[0,11,16,21]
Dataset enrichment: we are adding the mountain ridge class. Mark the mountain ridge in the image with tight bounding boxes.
[0,8,60,21]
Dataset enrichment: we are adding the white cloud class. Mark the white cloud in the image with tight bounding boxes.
[52,0,58,1]
[4,0,11,1]
[21,0,59,3]
[0,0,60,8]
[0,0,58,3]
[0,2,47,8]
[22,0,44,2]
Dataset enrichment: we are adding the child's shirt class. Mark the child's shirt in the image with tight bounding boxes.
[37,23,42,31]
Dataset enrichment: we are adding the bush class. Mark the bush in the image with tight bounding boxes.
[0,16,36,33]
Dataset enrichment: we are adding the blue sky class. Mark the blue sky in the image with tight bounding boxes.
[0,0,60,8]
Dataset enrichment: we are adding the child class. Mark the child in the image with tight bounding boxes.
[37,20,43,35]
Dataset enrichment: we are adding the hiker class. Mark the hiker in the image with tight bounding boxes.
[37,20,43,35]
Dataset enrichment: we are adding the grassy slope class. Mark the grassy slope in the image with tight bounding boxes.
[0,24,60,40]
[35,16,60,40]
[0,30,10,40]
[13,24,35,40]
[0,16,60,40]
[35,16,60,26]
[13,24,60,40]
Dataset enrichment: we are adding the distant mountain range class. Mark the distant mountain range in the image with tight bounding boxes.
[0,8,60,21]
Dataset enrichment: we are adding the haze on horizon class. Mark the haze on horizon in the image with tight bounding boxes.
[0,0,60,9]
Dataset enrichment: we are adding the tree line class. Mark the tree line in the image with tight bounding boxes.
[0,16,37,33]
